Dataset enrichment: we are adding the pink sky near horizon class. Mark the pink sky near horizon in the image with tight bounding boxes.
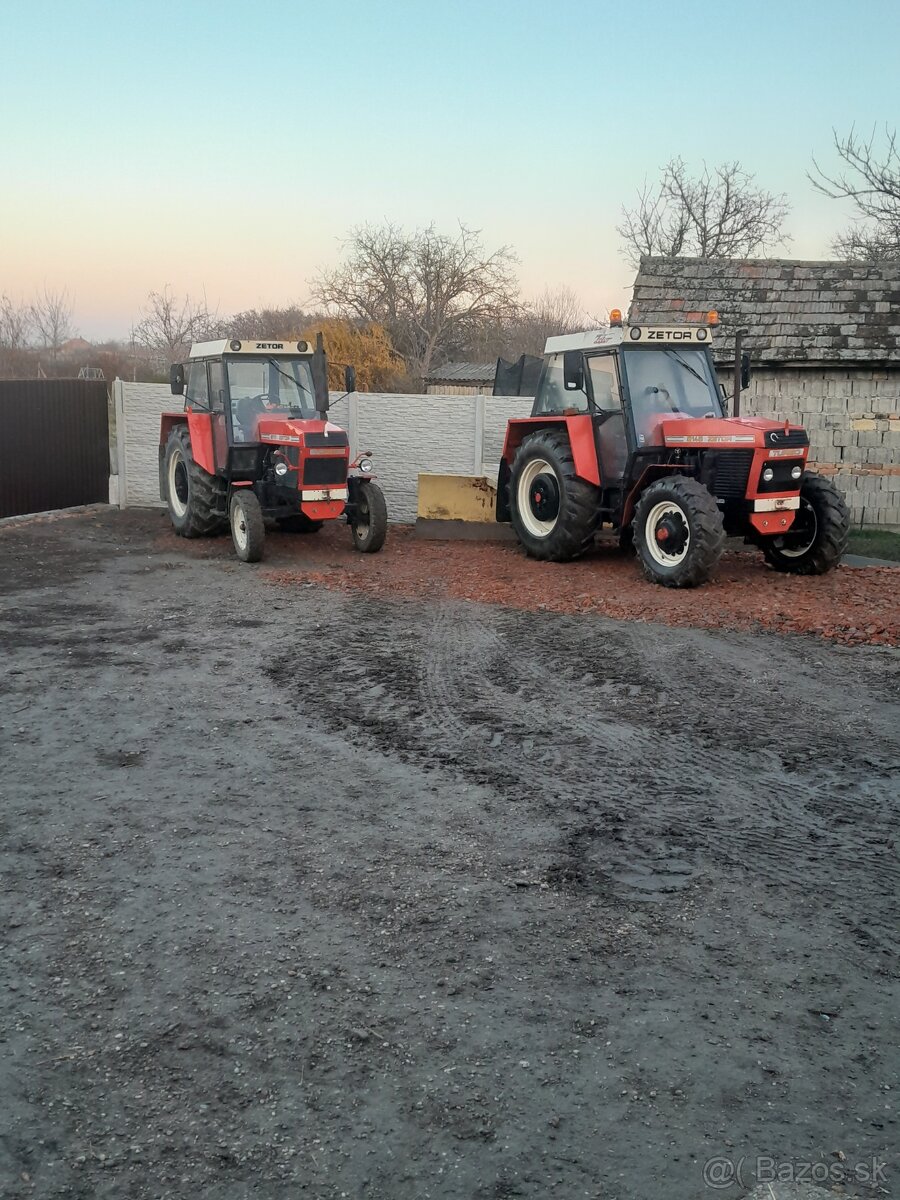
[1,0,892,343]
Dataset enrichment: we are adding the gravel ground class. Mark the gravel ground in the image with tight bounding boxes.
[1,509,897,1200]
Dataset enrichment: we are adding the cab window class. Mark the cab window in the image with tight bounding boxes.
[534,353,589,415]
[185,362,209,409]
[587,355,622,412]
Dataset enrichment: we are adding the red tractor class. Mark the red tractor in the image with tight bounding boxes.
[495,313,850,587]
[159,335,387,562]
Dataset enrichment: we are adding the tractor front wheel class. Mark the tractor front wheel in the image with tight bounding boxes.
[509,429,600,561]
[633,475,725,587]
[230,490,265,563]
[164,426,226,537]
[351,480,388,553]
[761,472,849,575]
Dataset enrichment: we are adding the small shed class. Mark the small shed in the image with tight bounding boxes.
[629,257,900,528]
[424,362,496,395]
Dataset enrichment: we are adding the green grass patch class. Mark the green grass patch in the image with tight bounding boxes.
[847,528,900,562]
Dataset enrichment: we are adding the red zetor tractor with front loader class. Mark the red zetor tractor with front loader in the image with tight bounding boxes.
[495,312,850,587]
[159,335,387,562]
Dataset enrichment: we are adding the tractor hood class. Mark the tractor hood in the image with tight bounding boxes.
[254,417,349,446]
[660,415,808,450]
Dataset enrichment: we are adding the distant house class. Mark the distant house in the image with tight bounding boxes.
[424,362,496,395]
[60,337,92,356]
[629,257,900,528]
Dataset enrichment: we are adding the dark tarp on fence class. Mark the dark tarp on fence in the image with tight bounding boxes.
[0,379,109,518]
[492,354,543,398]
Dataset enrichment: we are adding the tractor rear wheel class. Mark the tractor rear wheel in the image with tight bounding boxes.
[277,513,323,534]
[164,426,226,537]
[509,429,600,561]
[633,475,725,588]
[761,472,849,575]
[229,490,265,563]
[351,480,388,553]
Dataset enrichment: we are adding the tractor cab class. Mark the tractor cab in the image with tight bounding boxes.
[495,313,849,587]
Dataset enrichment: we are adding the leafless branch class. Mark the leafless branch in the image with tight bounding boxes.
[617,159,790,266]
[810,125,900,259]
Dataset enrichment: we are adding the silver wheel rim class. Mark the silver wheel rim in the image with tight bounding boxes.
[776,503,817,557]
[168,449,188,518]
[517,458,559,538]
[645,500,691,567]
[231,502,249,552]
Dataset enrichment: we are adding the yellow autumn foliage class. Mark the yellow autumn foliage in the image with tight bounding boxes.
[299,319,403,393]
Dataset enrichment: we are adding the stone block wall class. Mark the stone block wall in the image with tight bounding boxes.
[719,367,900,528]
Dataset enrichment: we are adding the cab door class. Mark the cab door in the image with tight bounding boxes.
[208,360,228,471]
[586,353,628,485]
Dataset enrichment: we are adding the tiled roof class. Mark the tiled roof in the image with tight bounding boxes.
[424,361,496,383]
[629,257,900,365]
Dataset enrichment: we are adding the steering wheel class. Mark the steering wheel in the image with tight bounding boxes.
[645,385,678,413]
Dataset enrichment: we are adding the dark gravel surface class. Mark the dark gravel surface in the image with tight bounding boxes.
[1,510,897,1200]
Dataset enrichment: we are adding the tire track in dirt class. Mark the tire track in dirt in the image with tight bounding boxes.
[273,595,899,925]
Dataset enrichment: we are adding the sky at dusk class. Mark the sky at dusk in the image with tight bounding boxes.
[1,0,897,340]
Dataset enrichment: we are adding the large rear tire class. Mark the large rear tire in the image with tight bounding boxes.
[351,480,387,553]
[633,475,725,588]
[761,472,849,575]
[509,429,600,561]
[230,490,265,563]
[164,426,226,537]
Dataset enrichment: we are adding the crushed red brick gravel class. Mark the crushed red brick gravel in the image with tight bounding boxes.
[260,526,899,648]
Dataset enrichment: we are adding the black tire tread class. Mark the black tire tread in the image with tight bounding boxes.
[763,472,850,575]
[165,427,226,538]
[230,490,266,563]
[633,474,725,588]
[352,481,388,553]
[509,429,600,562]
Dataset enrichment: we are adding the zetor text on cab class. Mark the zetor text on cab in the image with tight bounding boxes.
[495,312,850,587]
[159,336,387,562]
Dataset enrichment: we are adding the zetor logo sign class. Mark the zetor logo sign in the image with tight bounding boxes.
[255,342,284,350]
[646,329,696,340]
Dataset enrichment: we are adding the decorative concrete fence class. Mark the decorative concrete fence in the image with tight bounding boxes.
[112,382,531,523]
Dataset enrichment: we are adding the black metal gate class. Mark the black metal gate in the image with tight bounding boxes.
[0,380,109,518]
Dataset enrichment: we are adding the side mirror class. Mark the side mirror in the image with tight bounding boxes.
[740,351,751,391]
[170,364,185,395]
[563,349,584,391]
[345,365,357,394]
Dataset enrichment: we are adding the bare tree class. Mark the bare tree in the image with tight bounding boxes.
[132,287,224,367]
[311,222,523,380]
[228,304,319,339]
[618,159,790,266]
[0,296,32,350]
[810,126,900,260]
[29,287,75,360]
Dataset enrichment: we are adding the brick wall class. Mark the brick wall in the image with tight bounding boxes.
[115,382,531,523]
[719,367,900,529]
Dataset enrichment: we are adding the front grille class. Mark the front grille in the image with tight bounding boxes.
[305,431,349,448]
[303,456,348,486]
[757,459,804,493]
[765,429,809,449]
[709,450,754,499]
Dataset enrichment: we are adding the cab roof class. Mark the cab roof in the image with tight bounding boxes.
[545,325,714,353]
[189,338,313,358]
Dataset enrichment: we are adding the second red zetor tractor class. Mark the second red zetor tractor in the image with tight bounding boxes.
[159,334,387,563]
[495,312,850,587]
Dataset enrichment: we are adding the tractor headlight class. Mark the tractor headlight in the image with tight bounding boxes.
[273,455,289,477]
[359,458,373,473]
[762,467,774,482]
[791,465,802,480]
